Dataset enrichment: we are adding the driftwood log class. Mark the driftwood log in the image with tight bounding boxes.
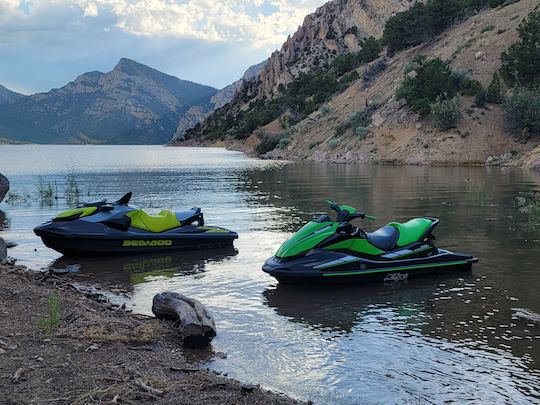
[152,292,216,348]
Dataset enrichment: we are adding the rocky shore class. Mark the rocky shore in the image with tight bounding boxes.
[0,263,299,404]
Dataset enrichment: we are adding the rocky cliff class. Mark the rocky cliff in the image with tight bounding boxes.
[0,59,217,144]
[178,0,540,170]
[257,0,412,98]
[181,0,412,141]
[173,61,266,140]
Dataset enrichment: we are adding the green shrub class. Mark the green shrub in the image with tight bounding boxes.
[474,89,488,107]
[430,96,462,130]
[459,78,483,96]
[486,74,504,104]
[335,104,379,136]
[481,24,495,33]
[500,11,540,86]
[277,138,290,149]
[319,104,331,115]
[396,56,460,117]
[256,134,280,155]
[354,126,370,138]
[503,87,540,134]
[327,139,339,149]
[309,140,322,149]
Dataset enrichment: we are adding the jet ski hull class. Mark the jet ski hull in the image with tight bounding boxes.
[35,221,237,255]
[263,248,477,284]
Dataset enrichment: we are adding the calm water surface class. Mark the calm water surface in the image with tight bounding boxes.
[1,145,540,404]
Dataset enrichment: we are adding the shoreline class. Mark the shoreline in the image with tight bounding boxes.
[171,139,540,170]
[0,262,300,404]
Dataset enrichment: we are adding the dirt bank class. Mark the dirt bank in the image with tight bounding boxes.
[0,263,299,404]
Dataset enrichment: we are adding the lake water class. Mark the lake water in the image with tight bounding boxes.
[1,145,540,404]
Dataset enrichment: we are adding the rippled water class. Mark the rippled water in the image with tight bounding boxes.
[1,145,540,404]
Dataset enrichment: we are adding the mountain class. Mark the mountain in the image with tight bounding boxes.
[181,0,411,142]
[0,59,218,144]
[0,85,24,106]
[173,61,266,141]
[178,0,540,170]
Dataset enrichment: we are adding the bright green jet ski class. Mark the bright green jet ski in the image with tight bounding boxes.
[262,201,477,284]
[34,192,237,255]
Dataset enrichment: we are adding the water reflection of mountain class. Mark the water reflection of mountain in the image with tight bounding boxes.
[50,247,238,288]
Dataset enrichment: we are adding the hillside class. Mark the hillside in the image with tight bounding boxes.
[0,85,24,106]
[0,59,217,144]
[177,0,540,170]
[172,61,266,141]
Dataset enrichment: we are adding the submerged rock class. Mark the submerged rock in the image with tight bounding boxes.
[0,174,9,203]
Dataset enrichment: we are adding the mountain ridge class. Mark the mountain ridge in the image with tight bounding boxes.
[0,58,218,144]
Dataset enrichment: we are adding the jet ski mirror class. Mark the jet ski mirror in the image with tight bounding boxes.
[116,192,132,206]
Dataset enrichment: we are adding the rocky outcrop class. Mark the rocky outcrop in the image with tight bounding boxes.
[0,174,9,203]
[0,59,218,144]
[173,62,266,140]
[182,0,411,141]
[258,0,411,98]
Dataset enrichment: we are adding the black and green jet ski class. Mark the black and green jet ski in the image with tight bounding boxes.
[262,201,477,284]
[34,192,237,255]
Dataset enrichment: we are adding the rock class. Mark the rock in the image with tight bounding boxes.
[0,238,7,262]
[416,122,422,130]
[152,292,216,348]
[0,173,9,203]
[514,196,526,207]
[518,207,530,214]
[475,51,483,60]
[486,156,494,164]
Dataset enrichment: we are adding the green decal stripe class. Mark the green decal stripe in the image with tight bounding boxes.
[322,260,469,277]
[315,257,361,270]
[392,246,432,258]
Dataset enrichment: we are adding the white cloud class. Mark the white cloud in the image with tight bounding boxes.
[0,0,326,46]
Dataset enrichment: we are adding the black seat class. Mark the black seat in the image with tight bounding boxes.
[366,226,399,251]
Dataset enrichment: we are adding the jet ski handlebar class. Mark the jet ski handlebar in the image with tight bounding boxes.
[325,200,376,223]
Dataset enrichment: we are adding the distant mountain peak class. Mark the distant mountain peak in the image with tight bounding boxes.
[0,84,24,106]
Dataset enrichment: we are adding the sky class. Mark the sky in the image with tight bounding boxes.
[0,0,327,94]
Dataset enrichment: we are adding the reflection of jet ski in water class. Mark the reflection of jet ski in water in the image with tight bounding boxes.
[34,192,238,255]
[263,201,477,284]
[263,274,471,333]
[50,247,238,285]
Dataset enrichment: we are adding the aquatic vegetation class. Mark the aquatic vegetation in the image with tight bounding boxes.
[4,191,31,205]
[38,293,61,334]
[37,177,55,205]
[65,173,81,207]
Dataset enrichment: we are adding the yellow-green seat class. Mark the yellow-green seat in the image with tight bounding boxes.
[387,218,432,247]
[127,209,181,232]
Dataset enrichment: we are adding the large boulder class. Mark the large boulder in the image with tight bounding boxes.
[0,174,9,203]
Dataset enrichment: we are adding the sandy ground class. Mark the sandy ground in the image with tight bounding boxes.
[0,263,300,405]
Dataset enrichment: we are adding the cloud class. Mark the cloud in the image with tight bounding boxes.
[0,0,326,46]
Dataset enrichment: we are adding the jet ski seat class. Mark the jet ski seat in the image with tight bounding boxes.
[366,226,399,251]
[388,218,433,247]
[127,209,181,232]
